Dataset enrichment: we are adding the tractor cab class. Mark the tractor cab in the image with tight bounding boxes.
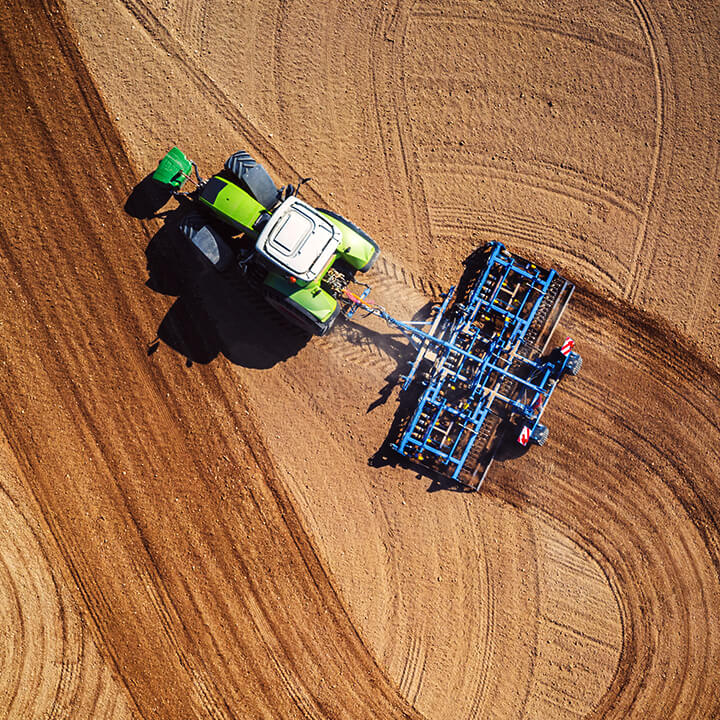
[255,196,340,283]
[152,146,379,336]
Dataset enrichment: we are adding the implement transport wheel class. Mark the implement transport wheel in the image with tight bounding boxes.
[566,351,582,377]
[531,424,549,446]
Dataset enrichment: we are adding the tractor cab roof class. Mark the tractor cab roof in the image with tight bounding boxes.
[255,197,340,282]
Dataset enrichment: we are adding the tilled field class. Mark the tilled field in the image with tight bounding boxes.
[1,1,718,719]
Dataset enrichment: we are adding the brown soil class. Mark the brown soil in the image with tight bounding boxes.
[1,0,718,719]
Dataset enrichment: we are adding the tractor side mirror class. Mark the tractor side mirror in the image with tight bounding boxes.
[295,177,312,196]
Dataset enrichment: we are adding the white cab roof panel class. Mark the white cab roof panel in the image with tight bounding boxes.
[255,197,339,281]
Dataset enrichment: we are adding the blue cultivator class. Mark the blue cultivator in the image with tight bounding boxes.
[345,241,581,490]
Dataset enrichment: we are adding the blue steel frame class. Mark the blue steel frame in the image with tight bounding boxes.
[350,241,574,488]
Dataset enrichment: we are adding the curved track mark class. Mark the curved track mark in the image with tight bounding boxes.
[412,6,651,66]
[422,158,644,218]
[624,0,667,302]
[369,0,432,264]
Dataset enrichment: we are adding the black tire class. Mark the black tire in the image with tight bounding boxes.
[565,351,582,377]
[178,211,234,271]
[317,208,380,272]
[531,424,549,446]
[224,151,281,209]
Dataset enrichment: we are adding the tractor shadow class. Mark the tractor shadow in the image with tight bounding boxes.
[139,203,309,368]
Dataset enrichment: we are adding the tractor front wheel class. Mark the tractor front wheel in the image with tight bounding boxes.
[224,150,281,209]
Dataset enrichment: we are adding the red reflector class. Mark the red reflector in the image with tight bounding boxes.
[560,337,575,356]
[518,425,531,446]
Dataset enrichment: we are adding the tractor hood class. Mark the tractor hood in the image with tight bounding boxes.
[255,197,340,282]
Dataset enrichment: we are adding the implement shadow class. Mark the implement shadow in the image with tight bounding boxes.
[141,204,308,368]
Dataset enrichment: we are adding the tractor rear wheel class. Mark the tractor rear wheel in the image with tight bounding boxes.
[317,208,380,272]
[178,212,234,271]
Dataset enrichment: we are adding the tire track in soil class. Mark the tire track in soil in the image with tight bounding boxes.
[624,0,667,303]
[0,16,147,711]
[411,4,651,66]
[561,410,701,717]
[129,556,234,720]
[397,632,427,707]
[368,0,431,266]
[315,253,443,373]
[180,0,208,57]
[0,541,25,720]
[421,159,644,218]
[421,156,645,292]
[494,289,720,719]
[373,500,405,675]
[0,449,136,720]
[0,2,425,718]
[427,205,628,294]
[515,518,541,720]
[465,513,495,720]
[118,0,330,210]
[269,0,290,119]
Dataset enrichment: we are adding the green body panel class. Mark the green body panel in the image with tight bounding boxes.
[320,212,377,271]
[152,147,192,189]
[199,176,266,233]
[263,273,337,323]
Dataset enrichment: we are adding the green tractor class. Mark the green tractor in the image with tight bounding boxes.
[151,147,379,335]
